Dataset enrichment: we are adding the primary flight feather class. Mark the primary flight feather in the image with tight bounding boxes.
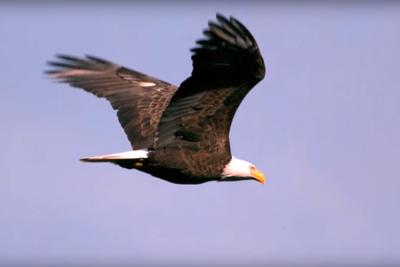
[46,14,266,184]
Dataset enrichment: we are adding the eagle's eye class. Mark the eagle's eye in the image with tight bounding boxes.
[250,165,256,171]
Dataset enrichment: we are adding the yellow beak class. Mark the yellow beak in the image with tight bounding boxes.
[250,169,266,184]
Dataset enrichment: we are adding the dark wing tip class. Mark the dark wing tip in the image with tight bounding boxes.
[190,13,265,81]
[47,54,112,68]
[84,55,111,65]
[45,54,117,79]
[194,14,258,50]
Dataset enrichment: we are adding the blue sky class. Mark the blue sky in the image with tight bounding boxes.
[1,2,399,266]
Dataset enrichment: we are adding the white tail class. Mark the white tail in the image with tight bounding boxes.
[80,150,148,162]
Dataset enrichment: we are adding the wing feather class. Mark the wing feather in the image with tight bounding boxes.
[46,55,177,149]
[152,14,265,177]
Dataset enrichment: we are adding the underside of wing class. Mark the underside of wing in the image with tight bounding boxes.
[46,55,177,149]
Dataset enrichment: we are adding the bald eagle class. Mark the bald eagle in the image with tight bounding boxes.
[46,14,266,184]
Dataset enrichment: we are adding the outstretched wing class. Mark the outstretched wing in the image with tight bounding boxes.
[46,55,177,149]
[152,14,265,177]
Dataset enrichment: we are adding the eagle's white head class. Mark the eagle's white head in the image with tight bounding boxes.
[222,156,266,184]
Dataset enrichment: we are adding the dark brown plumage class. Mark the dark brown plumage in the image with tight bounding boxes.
[46,56,177,149]
[46,14,266,184]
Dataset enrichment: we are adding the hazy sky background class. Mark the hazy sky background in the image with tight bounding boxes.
[1,1,399,266]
